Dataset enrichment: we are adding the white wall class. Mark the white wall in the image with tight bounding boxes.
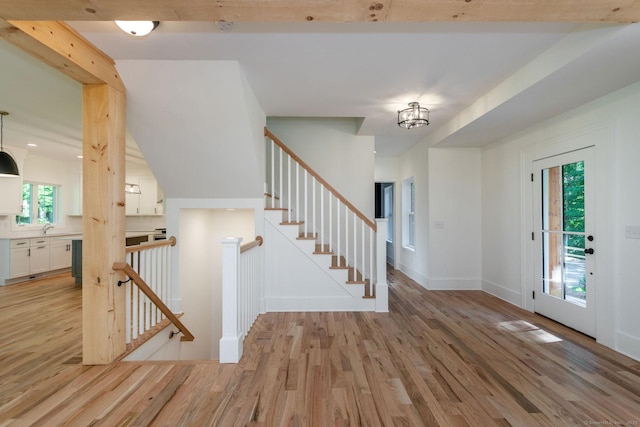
[266,117,375,218]
[117,60,266,200]
[428,148,482,289]
[481,80,640,360]
[397,141,430,284]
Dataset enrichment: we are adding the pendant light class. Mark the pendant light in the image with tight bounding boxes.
[0,111,19,177]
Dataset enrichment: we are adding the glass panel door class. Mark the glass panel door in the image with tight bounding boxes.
[533,147,595,337]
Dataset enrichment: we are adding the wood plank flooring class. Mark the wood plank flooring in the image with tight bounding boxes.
[1,270,639,425]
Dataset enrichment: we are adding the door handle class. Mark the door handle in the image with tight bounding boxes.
[585,248,595,255]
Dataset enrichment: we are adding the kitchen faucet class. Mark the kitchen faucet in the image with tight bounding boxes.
[43,224,54,234]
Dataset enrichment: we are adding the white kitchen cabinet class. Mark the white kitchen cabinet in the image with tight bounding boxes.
[28,237,50,275]
[126,177,162,215]
[9,237,52,278]
[9,240,30,278]
[0,175,22,214]
[139,178,159,215]
[50,239,72,270]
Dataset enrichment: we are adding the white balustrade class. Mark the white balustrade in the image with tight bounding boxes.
[265,130,381,300]
[123,239,175,345]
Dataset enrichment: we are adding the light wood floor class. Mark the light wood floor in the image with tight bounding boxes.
[1,270,639,426]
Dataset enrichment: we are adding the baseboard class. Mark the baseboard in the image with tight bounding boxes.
[481,279,523,307]
[427,278,481,290]
[397,263,428,289]
[616,331,640,362]
[265,296,376,312]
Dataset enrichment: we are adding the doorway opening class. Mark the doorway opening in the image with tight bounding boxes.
[375,182,395,267]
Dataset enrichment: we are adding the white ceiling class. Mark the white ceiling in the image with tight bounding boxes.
[1,21,639,161]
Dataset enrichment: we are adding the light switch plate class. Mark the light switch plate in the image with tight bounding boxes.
[625,226,640,239]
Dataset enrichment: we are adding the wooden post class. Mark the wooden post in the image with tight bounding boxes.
[82,84,127,364]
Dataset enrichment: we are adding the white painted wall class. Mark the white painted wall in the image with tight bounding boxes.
[266,117,375,218]
[117,60,266,200]
[397,141,430,285]
[481,80,640,360]
[428,148,482,289]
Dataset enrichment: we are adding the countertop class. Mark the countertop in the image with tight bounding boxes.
[1,231,161,240]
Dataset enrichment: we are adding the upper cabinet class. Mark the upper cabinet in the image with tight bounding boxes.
[125,176,163,216]
[0,176,22,214]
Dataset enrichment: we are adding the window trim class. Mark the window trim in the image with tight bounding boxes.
[402,177,415,250]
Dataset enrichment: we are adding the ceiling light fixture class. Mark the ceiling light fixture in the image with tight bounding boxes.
[0,111,19,177]
[397,102,430,130]
[115,21,159,37]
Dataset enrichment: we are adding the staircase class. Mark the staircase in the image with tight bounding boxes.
[263,128,388,312]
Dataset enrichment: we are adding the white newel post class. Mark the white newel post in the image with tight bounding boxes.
[219,238,243,363]
[375,219,389,313]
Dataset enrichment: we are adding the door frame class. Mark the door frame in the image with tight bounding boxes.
[375,181,395,268]
[521,121,613,346]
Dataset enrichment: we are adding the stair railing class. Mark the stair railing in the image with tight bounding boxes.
[220,235,264,363]
[112,236,194,346]
[264,127,378,297]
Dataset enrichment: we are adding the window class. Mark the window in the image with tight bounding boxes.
[16,182,58,225]
[383,185,393,242]
[402,177,415,249]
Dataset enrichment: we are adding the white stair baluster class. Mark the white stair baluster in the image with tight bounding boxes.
[279,147,283,210]
[329,194,332,254]
[304,171,308,237]
[287,154,291,217]
[295,163,299,223]
[361,220,365,283]
[271,139,275,208]
[337,199,341,267]
[345,204,349,268]
[320,186,324,249]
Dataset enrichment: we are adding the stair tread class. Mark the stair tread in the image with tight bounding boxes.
[280,221,304,225]
[265,207,288,211]
[346,280,367,284]
[313,251,334,255]
[329,266,349,270]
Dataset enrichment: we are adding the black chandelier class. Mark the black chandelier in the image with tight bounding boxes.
[397,102,430,130]
[0,111,19,177]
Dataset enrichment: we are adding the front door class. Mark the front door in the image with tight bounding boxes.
[533,147,595,337]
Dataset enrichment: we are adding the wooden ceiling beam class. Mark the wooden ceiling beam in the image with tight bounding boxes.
[0,0,638,23]
[0,19,124,91]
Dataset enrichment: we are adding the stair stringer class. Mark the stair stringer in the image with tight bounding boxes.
[264,212,375,312]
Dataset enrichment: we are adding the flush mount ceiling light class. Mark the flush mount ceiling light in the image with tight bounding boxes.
[397,102,430,130]
[0,111,19,177]
[125,183,142,194]
[115,21,159,37]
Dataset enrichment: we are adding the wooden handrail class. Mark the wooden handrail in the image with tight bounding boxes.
[126,236,176,254]
[112,261,195,342]
[264,127,377,231]
[240,235,264,254]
